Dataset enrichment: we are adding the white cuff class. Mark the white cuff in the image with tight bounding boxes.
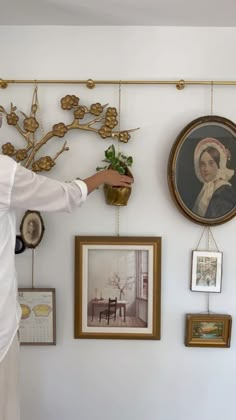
[74,179,88,202]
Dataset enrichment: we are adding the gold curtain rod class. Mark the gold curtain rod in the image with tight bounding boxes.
[1,78,236,90]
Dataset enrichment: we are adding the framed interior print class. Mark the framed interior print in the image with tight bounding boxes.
[168,115,236,226]
[185,314,232,348]
[74,236,161,340]
[18,288,56,345]
[191,250,223,292]
[20,210,45,249]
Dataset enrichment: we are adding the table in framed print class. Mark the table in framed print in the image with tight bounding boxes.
[74,236,161,340]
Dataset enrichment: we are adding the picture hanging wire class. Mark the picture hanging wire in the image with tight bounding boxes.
[211,80,214,115]
[31,248,35,288]
[195,226,219,252]
[195,226,220,314]
[32,83,45,138]
[115,81,122,237]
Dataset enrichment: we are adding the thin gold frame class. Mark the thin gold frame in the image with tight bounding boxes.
[185,314,232,348]
[168,115,236,226]
[74,236,161,340]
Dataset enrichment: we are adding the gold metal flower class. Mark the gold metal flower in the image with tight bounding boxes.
[6,112,19,126]
[52,122,68,137]
[98,125,112,139]
[61,95,79,110]
[23,117,39,133]
[2,142,15,156]
[90,103,103,116]
[105,116,118,129]
[74,106,86,120]
[106,107,117,117]
[15,149,28,162]
[32,156,55,172]
[118,131,131,143]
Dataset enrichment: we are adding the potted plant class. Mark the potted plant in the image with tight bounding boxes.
[96,144,133,206]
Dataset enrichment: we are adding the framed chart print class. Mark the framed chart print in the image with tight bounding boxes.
[168,115,236,225]
[18,288,56,345]
[74,236,161,340]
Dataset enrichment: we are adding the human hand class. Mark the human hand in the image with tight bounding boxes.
[101,169,134,187]
[83,169,133,194]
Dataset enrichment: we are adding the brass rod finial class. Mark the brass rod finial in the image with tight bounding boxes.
[0,79,8,89]
[176,79,185,90]
[86,79,95,89]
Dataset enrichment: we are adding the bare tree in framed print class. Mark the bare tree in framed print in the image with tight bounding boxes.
[168,115,236,225]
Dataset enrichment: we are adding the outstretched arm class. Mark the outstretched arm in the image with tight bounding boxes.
[10,159,133,212]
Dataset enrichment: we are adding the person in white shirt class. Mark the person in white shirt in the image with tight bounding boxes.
[0,154,133,420]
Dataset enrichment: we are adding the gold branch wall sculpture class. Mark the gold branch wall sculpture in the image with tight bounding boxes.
[0,90,138,172]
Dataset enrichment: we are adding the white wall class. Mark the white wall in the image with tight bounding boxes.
[1,26,236,420]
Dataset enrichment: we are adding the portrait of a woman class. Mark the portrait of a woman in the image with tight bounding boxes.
[20,210,45,248]
[192,137,236,219]
[168,115,236,225]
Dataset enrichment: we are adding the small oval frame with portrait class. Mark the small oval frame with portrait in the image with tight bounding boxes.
[168,115,236,226]
[20,210,45,249]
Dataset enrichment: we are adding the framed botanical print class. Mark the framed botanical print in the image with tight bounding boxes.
[168,115,236,225]
[74,236,161,340]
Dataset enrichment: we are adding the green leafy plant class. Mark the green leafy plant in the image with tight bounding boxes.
[96,144,133,175]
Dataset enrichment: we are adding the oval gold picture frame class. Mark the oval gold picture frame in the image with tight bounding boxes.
[20,210,45,248]
[168,115,236,225]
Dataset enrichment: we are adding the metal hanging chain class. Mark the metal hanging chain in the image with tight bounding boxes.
[34,84,45,138]
[31,248,35,288]
[211,81,214,115]
[195,226,219,251]
[207,293,210,314]
[195,224,220,314]
[208,227,219,251]
[115,82,122,237]
[207,229,212,311]
[195,226,207,250]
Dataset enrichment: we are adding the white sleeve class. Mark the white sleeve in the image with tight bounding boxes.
[10,164,88,212]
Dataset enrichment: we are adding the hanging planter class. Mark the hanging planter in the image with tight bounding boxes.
[96,144,133,206]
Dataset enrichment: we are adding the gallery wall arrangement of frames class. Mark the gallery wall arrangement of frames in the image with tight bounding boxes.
[168,115,236,226]
[18,288,56,345]
[185,314,232,348]
[74,236,161,340]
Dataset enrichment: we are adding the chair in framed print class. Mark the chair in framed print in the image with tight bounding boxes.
[99,298,117,325]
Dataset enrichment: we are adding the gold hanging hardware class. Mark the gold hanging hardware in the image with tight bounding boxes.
[176,79,185,90]
[0,79,8,89]
[86,79,96,89]
[1,78,236,89]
